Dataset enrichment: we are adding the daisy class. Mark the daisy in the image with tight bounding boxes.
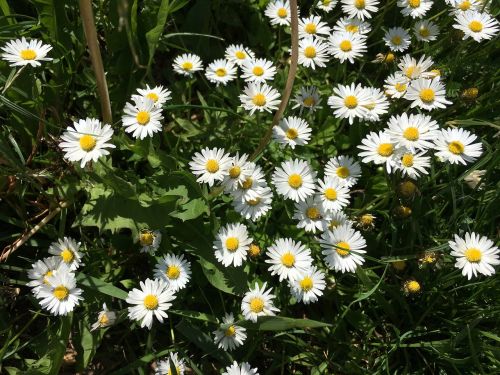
[241,58,277,83]
[133,85,171,108]
[341,0,380,20]
[213,312,247,351]
[292,86,321,113]
[37,264,83,316]
[265,0,291,26]
[59,118,115,168]
[126,278,175,329]
[1,37,52,67]
[139,229,161,255]
[393,149,431,179]
[325,155,362,188]
[173,53,203,76]
[357,131,397,172]
[213,223,253,267]
[205,59,237,86]
[397,54,434,80]
[91,303,117,331]
[241,282,280,322]
[189,147,232,186]
[48,236,84,271]
[298,15,331,39]
[328,31,367,64]
[239,82,281,115]
[231,164,267,201]
[323,211,353,232]
[265,238,313,281]
[316,177,350,212]
[327,83,371,125]
[384,27,411,52]
[433,128,483,165]
[403,279,422,294]
[232,185,273,221]
[293,196,329,233]
[225,44,255,66]
[155,352,185,375]
[271,159,316,202]
[26,256,62,297]
[386,112,439,152]
[154,253,191,291]
[384,73,410,98]
[273,116,312,149]
[363,87,390,122]
[448,0,482,14]
[397,0,433,19]
[122,97,164,139]
[320,224,367,273]
[221,153,254,192]
[317,0,338,12]
[333,17,372,35]
[453,10,500,42]
[289,266,326,304]
[222,361,259,375]
[450,232,499,280]
[298,37,330,69]
[405,77,452,110]
[414,19,439,42]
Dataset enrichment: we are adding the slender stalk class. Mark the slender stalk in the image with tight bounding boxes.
[79,0,112,125]
[1,66,26,94]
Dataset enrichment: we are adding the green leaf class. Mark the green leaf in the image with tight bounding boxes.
[240,316,331,331]
[145,0,171,68]
[76,272,128,300]
[197,257,249,296]
[169,310,217,324]
[170,198,208,221]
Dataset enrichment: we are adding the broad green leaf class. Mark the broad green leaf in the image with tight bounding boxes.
[76,272,128,300]
[145,0,170,68]
[240,316,331,331]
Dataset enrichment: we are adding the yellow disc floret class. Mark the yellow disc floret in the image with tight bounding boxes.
[408,0,421,8]
[79,135,97,152]
[405,280,421,293]
[354,0,365,9]
[419,88,435,103]
[401,154,414,167]
[324,188,337,201]
[229,166,241,178]
[299,277,314,292]
[235,51,246,60]
[146,92,159,102]
[140,231,154,246]
[20,49,37,60]
[182,61,193,71]
[304,46,317,58]
[166,265,181,279]
[339,40,352,52]
[336,166,350,179]
[215,68,227,77]
[336,241,350,257]
[403,127,419,141]
[252,66,264,76]
[465,248,482,263]
[305,23,317,34]
[286,128,298,140]
[277,7,287,18]
[252,93,266,107]
[225,237,240,252]
[205,159,219,173]
[60,248,74,263]
[225,325,236,336]
[377,143,394,157]
[143,294,159,310]
[249,297,264,313]
[281,252,296,267]
[53,285,69,301]
[288,174,303,188]
[468,20,483,33]
[448,141,464,155]
[136,111,150,125]
[306,207,321,220]
[344,95,358,109]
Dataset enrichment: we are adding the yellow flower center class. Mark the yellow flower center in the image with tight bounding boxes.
[252,93,266,107]
[140,232,154,246]
[299,277,314,292]
[391,36,402,46]
[225,237,239,252]
[419,88,435,103]
[462,87,478,100]
[398,180,417,198]
[241,177,253,189]
[79,135,97,152]
[277,7,288,18]
[60,249,74,263]
[408,0,420,8]
[143,294,159,310]
[465,248,482,262]
[354,0,365,9]
[248,244,261,257]
[247,197,261,206]
[384,52,395,63]
[99,313,109,325]
[235,51,246,60]
[401,154,414,167]
[166,265,181,279]
[458,1,471,10]
[323,0,332,4]
[306,207,321,220]
[324,188,337,201]
[336,241,351,257]
[419,27,430,37]
[288,174,303,188]
[182,61,193,71]
[286,128,298,139]
[395,82,407,92]
[304,46,317,58]
[344,95,358,109]
[303,96,316,107]
[359,214,374,226]
[215,68,227,77]
[339,40,352,52]
[305,23,317,34]
[403,127,419,141]
[363,102,376,110]
[136,111,150,125]
[20,49,37,60]
[146,92,159,102]
[43,270,53,285]
[253,66,264,76]
[281,252,295,267]
[406,280,421,293]
[345,24,359,33]
[329,220,341,230]
[377,143,394,157]
[448,141,465,155]
[430,69,441,77]
[229,166,241,178]
[469,20,483,32]
[392,260,406,271]
[225,325,236,336]
[167,368,181,375]
[249,297,264,313]
[336,166,350,179]
[205,159,219,173]
[53,285,69,301]
[405,66,415,78]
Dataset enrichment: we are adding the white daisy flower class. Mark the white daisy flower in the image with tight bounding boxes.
[153,253,191,292]
[386,112,439,152]
[357,131,397,172]
[289,266,326,304]
[298,15,331,39]
[397,0,433,19]
[26,256,63,297]
[241,58,277,83]
[205,59,237,86]
[213,312,247,351]
[241,282,279,322]
[213,223,253,267]
[414,19,439,42]
[122,97,164,139]
[393,149,431,179]
[322,211,353,232]
[298,36,330,69]
[327,83,371,125]
[225,44,255,66]
[133,84,171,108]
[232,163,267,201]
[333,17,372,35]
[316,177,350,213]
[139,229,162,255]
[404,77,452,110]
[239,82,281,115]
[155,352,185,375]
[222,361,259,375]
[271,159,316,202]
[384,27,411,52]
[320,224,367,273]
[59,118,115,168]
[232,185,273,221]
[37,264,83,316]
[453,10,500,42]
[325,155,362,188]
[328,31,367,64]
[363,87,390,122]
[265,0,291,26]
[91,303,117,331]
[341,0,380,20]
[265,238,313,281]
[317,0,338,12]
[292,86,321,113]
[1,37,52,67]
[221,153,254,192]
[397,54,434,80]
[449,232,500,280]
[273,116,312,149]
[48,236,84,271]
[126,278,175,329]
[433,128,483,165]
[293,196,330,233]
[448,0,482,14]
[189,147,232,186]
[173,53,203,76]
[384,73,410,98]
